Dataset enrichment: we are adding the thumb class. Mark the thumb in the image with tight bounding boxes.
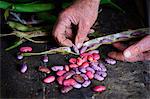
[75,21,90,48]
[123,35,150,58]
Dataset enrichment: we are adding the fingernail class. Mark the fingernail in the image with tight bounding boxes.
[77,43,82,49]
[124,50,131,58]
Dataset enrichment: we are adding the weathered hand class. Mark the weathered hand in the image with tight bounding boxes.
[108,35,150,62]
[52,0,99,48]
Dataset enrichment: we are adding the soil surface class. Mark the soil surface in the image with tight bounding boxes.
[1,0,150,99]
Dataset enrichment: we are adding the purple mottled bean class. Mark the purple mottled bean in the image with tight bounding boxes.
[43,56,48,63]
[80,46,88,54]
[17,55,23,60]
[73,68,81,74]
[94,74,104,81]
[86,67,95,74]
[51,66,64,71]
[88,50,99,54]
[96,71,107,78]
[80,74,89,80]
[73,83,82,89]
[105,58,116,65]
[72,45,80,54]
[82,80,91,87]
[64,70,75,79]
[90,62,99,66]
[91,65,101,71]
[79,67,86,73]
[98,63,107,71]
[61,86,73,93]
[21,63,27,73]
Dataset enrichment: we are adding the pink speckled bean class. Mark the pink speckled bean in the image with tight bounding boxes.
[61,86,73,93]
[81,62,89,68]
[65,65,70,71]
[86,71,94,79]
[82,80,91,87]
[20,46,32,52]
[80,46,88,54]
[63,79,76,86]
[38,66,51,74]
[57,76,65,85]
[87,55,94,62]
[77,57,84,66]
[73,82,82,89]
[94,74,104,81]
[56,70,66,76]
[69,58,77,64]
[93,85,106,92]
[69,64,79,68]
[80,53,89,58]
[51,66,64,71]
[92,53,100,60]
[43,76,55,83]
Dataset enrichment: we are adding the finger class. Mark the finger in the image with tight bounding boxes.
[88,29,95,34]
[65,27,73,39]
[108,51,126,61]
[52,19,73,47]
[143,51,150,61]
[113,42,128,51]
[123,35,150,58]
[75,21,91,48]
[85,37,89,41]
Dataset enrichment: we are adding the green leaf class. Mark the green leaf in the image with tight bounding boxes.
[4,9,9,20]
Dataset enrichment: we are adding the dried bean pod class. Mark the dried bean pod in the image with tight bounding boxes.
[100,38,113,43]
[69,58,77,64]
[93,85,106,92]
[56,70,66,76]
[72,45,80,54]
[51,66,64,71]
[63,79,76,86]
[86,71,94,79]
[61,86,73,93]
[43,76,55,83]
[94,74,104,81]
[73,74,84,83]
[88,50,99,54]
[80,46,88,54]
[105,58,116,65]
[63,70,75,79]
[80,74,89,80]
[57,76,65,85]
[20,46,32,52]
[73,82,82,89]
[86,67,95,74]
[82,80,91,87]
[21,63,28,73]
[38,66,51,74]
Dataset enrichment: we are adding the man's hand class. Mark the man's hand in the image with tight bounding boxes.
[52,0,100,48]
[108,35,150,62]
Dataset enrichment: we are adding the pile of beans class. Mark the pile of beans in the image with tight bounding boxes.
[18,46,117,93]
[41,50,110,93]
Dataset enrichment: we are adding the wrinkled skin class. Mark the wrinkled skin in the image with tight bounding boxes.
[52,0,100,48]
[108,35,150,62]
